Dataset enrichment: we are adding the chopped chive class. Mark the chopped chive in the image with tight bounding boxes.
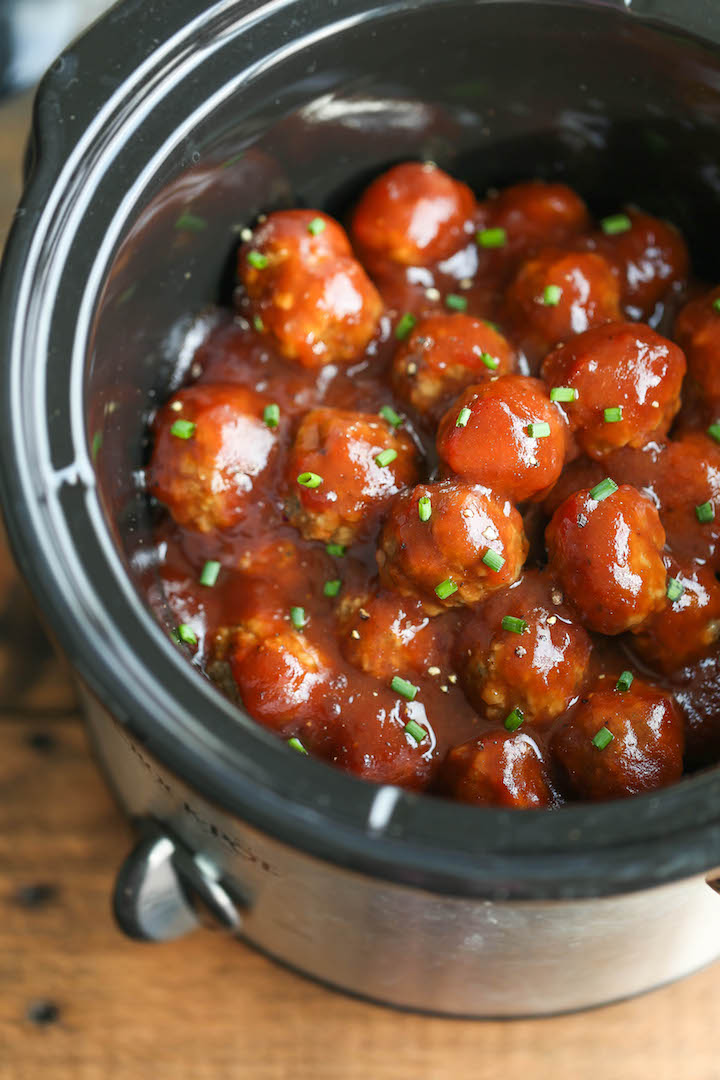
[405,718,428,744]
[391,675,418,701]
[712,297,720,313]
[253,315,265,332]
[696,500,715,523]
[435,578,458,600]
[502,615,527,634]
[307,217,326,236]
[708,422,720,443]
[477,226,507,249]
[263,403,280,428]
[91,430,103,462]
[445,293,468,312]
[616,670,634,692]
[375,448,398,468]
[604,406,623,423]
[504,707,525,732]
[667,577,684,602]
[379,404,403,428]
[550,386,578,403]
[290,606,307,629]
[288,736,308,755]
[326,543,346,557]
[170,419,196,439]
[601,213,632,236]
[592,726,614,751]
[221,152,245,169]
[177,624,197,646]
[418,495,432,522]
[589,477,618,502]
[526,421,551,438]
[480,351,499,370]
[324,579,342,597]
[297,471,323,488]
[200,560,221,587]
[484,320,501,332]
[456,407,472,428]
[542,284,562,306]
[175,211,207,232]
[482,549,505,572]
[247,250,268,269]
[395,312,417,340]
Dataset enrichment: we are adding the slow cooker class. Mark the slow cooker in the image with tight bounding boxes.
[2,0,720,1017]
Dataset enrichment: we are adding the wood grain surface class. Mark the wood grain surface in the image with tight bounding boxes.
[1,91,720,1080]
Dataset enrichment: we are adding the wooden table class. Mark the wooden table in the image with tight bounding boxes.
[1,91,719,1080]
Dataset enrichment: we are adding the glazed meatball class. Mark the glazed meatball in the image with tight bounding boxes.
[458,571,592,727]
[502,248,621,365]
[338,589,453,681]
[237,209,382,368]
[377,480,528,614]
[545,483,667,634]
[479,181,590,259]
[285,407,419,546]
[439,729,554,808]
[436,375,568,501]
[552,678,684,800]
[351,161,476,268]
[594,208,689,319]
[674,285,720,404]
[541,323,686,460]
[150,384,279,533]
[391,314,516,420]
[631,561,720,674]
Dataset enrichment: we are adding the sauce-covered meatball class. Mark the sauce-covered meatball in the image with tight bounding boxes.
[377,480,528,614]
[457,571,592,727]
[351,161,476,268]
[150,384,279,533]
[479,181,590,259]
[545,483,667,634]
[674,285,720,405]
[338,589,454,681]
[391,314,516,420]
[630,561,720,674]
[286,407,419,546]
[541,323,686,459]
[502,248,621,364]
[439,729,554,808]
[552,677,684,800]
[237,209,382,368]
[436,374,568,501]
[594,208,689,319]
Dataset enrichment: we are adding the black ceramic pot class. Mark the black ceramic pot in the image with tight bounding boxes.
[2,0,720,1016]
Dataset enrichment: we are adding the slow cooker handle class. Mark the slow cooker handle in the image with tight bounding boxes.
[113,819,243,942]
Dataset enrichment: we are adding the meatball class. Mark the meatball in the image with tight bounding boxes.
[436,375,568,501]
[594,207,689,319]
[150,384,279,533]
[457,571,592,727]
[631,561,720,674]
[237,209,382,368]
[674,285,720,404]
[479,181,590,259]
[285,407,419,546]
[541,323,686,460]
[338,589,454,681]
[377,480,528,614]
[351,161,476,268]
[552,678,684,800]
[545,483,667,634]
[391,314,516,420]
[439,729,554,808]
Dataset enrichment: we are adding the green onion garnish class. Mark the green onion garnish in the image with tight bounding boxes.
[391,675,418,701]
[480,352,499,370]
[601,213,632,236]
[263,403,280,428]
[550,386,577,403]
[526,421,551,438]
[247,250,268,269]
[696,501,715,523]
[175,211,207,233]
[297,472,323,488]
[253,315,265,332]
[542,284,562,306]
[477,226,507,249]
[445,293,468,312]
[307,217,326,236]
[616,670,633,692]
[405,719,427,744]
[177,624,197,646]
[589,477,618,502]
[708,422,720,443]
[592,727,614,751]
[326,543,346,557]
[290,606,307,629]
[502,616,527,634]
[200,560,221,587]
[375,448,397,468]
[170,419,196,439]
[91,430,103,462]
[712,298,720,313]
[456,407,472,428]
[324,579,342,597]
[288,737,308,755]
[604,406,623,423]
[482,550,505,572]
[395,312,417,340]
[380,404,403,428]
[435,578,458,600]
[418,495,432,522]
[504,707,525,732]
[667,577,684,602]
